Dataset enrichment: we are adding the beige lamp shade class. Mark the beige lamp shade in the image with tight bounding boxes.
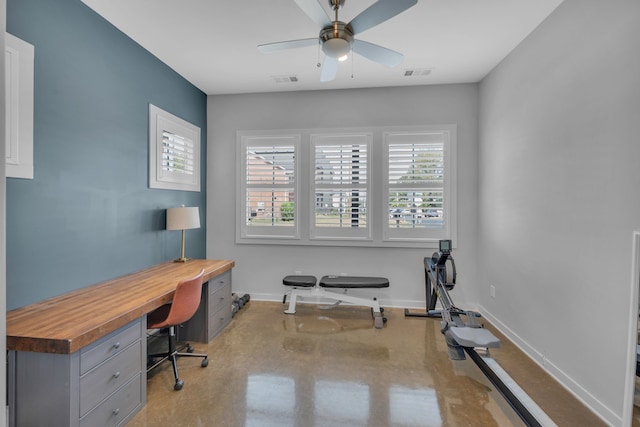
[166,206,200,231]
[166,206,200,263]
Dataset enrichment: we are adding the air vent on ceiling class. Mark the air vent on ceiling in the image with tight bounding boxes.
[272,75,299,84]
[403,68,433,77]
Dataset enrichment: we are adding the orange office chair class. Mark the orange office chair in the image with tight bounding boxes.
[147,268,208,390]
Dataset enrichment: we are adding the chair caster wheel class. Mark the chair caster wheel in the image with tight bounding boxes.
[174,380,184,391]
[187,345,194,353]
[380,307,384,313]
[383,317,388,323]
[201,358,209,367]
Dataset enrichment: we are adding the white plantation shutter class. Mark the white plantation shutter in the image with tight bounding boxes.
[236,126,455,247]
[162,131,195,176]
[5,34,34,179]
[149,104,201,191]
[311,133,371,240]
[384,129,454,242]
[239,134,299,239]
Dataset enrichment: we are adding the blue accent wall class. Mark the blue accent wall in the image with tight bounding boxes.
[6,0,207,309]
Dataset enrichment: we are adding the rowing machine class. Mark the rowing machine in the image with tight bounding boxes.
[405,240,555,426]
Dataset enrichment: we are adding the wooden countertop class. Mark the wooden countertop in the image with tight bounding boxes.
[6,259,235,354]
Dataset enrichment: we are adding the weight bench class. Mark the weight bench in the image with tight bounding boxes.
[282,275,389,329]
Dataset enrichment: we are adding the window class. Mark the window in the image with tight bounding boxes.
[311,133,371,240]
[149,104,200,191]
[5,33,34,179]
[384,129,454,242]
[236,126,456,248]
[237,132,299,240]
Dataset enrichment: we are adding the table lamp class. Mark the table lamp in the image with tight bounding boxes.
[166,206,200,262]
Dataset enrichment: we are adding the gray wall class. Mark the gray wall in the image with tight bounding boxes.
[6,0,207,309]
[207,84,479,310]
[478,0,640,425]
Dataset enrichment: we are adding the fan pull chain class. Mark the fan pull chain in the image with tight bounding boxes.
[351,50,355,79]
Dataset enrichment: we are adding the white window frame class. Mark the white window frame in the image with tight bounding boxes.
[237,131,300,241]
[5,33,34,179]
[383,126,456,245]
[310,132,372,241]
[236,125,456,248]
[149,104,201,192]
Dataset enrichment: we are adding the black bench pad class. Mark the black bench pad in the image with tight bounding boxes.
[283,275,317,287]
[319,275,389,289]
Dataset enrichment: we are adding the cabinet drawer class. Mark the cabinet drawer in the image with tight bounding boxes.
[210,281,232,314]
[80,374,142,427]
[80,341,141,416]
[208,270,231,295]
[209,304,232,340]
[80,321,141,375]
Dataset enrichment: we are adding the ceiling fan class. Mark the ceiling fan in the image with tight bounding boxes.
[258,0,417,82]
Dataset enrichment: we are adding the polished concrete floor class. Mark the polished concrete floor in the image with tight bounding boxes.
[128,301,605,427]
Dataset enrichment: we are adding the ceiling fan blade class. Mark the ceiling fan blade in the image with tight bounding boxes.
[320,57,339,82]
[352,39,403,67]
[258,38,319,53]
[348,0,417,35]
[294,0,331,28]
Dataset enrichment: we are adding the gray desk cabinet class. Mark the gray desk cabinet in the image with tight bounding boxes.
[8,319,146,427]
[181,270,233,343]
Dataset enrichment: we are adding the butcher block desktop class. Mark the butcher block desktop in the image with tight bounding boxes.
[6,259,235,427]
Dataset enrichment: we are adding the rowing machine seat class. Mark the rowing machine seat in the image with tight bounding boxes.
[447,326,500,349]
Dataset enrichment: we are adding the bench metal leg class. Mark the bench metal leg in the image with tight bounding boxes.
[282,286,387,328]
[328,291,385,329]
[284,286,325,314]
[284,289,299,314]
[373,312,384,329]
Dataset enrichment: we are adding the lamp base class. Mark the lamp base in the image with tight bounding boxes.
[173,257,191,263]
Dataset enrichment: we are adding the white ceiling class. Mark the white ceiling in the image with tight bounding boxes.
[81,0,564,95]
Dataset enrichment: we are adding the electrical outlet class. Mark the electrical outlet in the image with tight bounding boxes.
[490,285,496,298]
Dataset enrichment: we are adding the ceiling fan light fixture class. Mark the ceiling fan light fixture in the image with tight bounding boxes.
[338,54,349,62]
[322,36,351,58]
[319,21,353,58]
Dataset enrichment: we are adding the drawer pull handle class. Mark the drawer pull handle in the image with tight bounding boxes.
[113,371,121,379]
[113,342,121,349]
[113,408,120,416]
